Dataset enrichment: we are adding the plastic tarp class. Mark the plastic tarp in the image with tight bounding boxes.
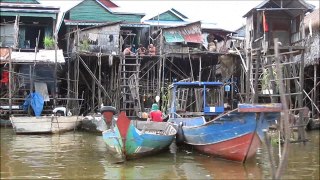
[23,92,44,116]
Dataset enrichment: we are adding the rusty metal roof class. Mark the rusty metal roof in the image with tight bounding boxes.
[163,21,203,43]
[243,0,315,18]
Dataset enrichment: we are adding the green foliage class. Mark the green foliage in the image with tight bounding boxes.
[80,39,90,51]
[271,135,280,146]
[43,36,55,50]
[261,68,278,90]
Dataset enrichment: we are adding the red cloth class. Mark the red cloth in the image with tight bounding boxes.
[263,11,269,32]
[0,71,9,84]
[149,110,163,122]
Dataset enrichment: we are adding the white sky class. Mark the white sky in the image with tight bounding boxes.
[39,0,320,31]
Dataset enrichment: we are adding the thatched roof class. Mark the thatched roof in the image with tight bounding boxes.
[293,9,319,67]
[304,8,319,30]
[304,9,320,66]
[294,32,319,66]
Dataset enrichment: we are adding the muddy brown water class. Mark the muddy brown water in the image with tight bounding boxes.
[1,128,319,179]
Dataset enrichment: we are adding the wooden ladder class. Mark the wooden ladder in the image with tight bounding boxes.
[119,55,141,119]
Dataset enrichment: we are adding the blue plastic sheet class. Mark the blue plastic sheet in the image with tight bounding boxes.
[23,92,44,116]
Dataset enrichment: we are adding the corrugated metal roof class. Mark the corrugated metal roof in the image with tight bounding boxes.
[94,0,144,16]
[142,8,188,23]
[79,21,121,31]
[143,20,189,27]
[1,11,57,18]
[64,20,105,26]
[163,21,203,43]
[97,0,118,8]
[0,2,59,18]
[0,2,59,9]
[243,0,315,17]
[120,23,150,28]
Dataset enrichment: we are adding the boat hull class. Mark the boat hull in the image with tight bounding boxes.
[125,122,176,159]
[102,112,177,161]
[195,132,261,162]
[102,126,125,160]
[10,116,81,134]
[174,112,279,162]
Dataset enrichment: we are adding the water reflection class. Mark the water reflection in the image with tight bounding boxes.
[1,128,319,179]
[256,131,320,179]
[1,130,107,179]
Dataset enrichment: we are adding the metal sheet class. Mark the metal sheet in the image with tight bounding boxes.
[163,32,184,43]
[0,12,56,19]
[163,21,202,44]
[184,34,202,43]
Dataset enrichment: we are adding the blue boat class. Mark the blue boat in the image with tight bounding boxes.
[167,81,281,162]
[102,111,177,161]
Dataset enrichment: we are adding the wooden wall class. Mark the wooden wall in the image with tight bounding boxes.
[69,0,141,23]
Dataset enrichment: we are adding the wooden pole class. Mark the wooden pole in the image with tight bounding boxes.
[162,55,165,93]
[158,56,162,96]
[199,56,202,81]
[313,64,318,118]
[13,15,19,50]
[75,26,80,107]
[188,54,194,81]
[298,46,305,141]
[274,38,290,180]
[158,30,163,97]
[231,75,234,109]
[54,26,58,108]
[66,31,70,112]
[98,50,102,107]
[245,52,252,103]
[298,11,306,139]
[253,50,261,103]
[8,48,12,115]
[91,62,96,113]
[28,65,32,116]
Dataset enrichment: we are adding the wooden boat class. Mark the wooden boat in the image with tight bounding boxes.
[171,108,280,162]
[10,115,82,134]
[167,81,281,162]
[102,111,177,161]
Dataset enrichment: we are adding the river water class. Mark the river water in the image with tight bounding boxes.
[1,127,319,179]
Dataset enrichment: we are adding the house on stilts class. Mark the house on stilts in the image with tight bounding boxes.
[0,0,73,119]
[239,0,317,140]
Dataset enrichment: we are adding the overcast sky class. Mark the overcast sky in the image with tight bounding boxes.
[39,0,320,31]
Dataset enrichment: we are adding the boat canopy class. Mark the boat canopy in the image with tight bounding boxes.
[169,81,224,117]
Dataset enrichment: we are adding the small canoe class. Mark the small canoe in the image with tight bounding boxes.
[102,112,177,161]
[10,115,82,134]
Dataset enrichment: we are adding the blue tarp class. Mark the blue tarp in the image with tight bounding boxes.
[23,92,44,116]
